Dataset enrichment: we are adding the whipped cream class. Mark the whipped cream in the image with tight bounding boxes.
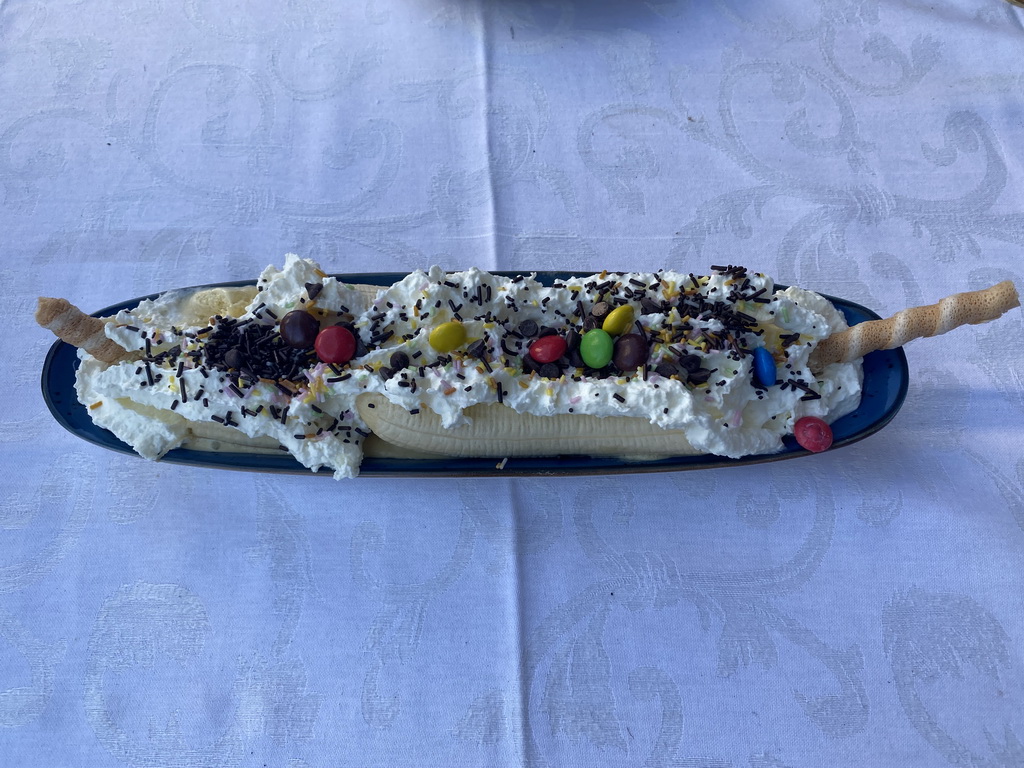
[76,255,863,478]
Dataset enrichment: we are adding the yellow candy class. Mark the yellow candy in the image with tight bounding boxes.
[601,304,635,336]
[429,320,466,352]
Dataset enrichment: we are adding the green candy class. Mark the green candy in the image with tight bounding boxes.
[580,329,614,368]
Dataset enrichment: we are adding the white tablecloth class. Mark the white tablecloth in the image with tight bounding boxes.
[5,0,1024,765]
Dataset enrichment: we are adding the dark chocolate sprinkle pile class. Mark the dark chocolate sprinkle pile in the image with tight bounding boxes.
[199,316,317,384]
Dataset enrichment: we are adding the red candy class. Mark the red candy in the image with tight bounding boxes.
[528,335,567,364]
[315,326,356,365]
[793,416,833,453]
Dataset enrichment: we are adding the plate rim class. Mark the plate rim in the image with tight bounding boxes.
[40,272,910,478]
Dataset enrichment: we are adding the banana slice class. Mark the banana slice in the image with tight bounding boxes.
[179,286,259,325]
[355,393,703,460]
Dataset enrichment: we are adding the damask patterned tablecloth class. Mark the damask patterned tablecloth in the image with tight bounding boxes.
[4,0,1024,765]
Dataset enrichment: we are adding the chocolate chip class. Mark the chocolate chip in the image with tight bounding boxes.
[522,354,540,374]
[640,297,663,315]
[590,301,610,319]
[678,353,701,372]
[517,319,539,338]
[688,368,712,384]
[538,325,559,338]
[568,349,585,368]
[539,363,561,378]
[378,366,394,381]
[655,362,682,379]
[565,329,581,352]
[224,347,245,369]
[304,282,323,300]
[335,325,368,357]
[583,316,601,332]
[466,339,488,359]
[389,351,410,370]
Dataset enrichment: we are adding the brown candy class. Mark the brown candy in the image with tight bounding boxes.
[279,310,320,348]
[613,333,648,371]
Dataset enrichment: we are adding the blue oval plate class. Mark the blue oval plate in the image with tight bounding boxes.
[41,273,909,477]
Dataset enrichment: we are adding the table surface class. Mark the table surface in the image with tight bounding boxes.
[5,0,1024,765]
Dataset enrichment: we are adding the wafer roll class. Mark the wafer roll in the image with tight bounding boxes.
[810,281,1019,370]
[36,297,130,364]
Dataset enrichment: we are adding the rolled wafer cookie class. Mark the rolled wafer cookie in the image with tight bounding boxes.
[809,281,1020,370]
[36,297,131,364]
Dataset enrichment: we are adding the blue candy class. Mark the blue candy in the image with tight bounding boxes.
[752,347,777,388]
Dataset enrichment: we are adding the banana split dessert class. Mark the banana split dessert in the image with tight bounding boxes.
[37,255,1019,478]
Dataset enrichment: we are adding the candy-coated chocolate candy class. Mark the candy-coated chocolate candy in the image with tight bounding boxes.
[752,346,777,388]
[601,304,635,336]
[315,325,356,364]
[429,320,466,352]
[613,333,648,371]
[794,416,833,452]
[580,329,613,368]
[279,310,320,348]
[529,335,567,364]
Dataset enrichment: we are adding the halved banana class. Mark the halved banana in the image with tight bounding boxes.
[355,392,703,460]
[182,419,445,459]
